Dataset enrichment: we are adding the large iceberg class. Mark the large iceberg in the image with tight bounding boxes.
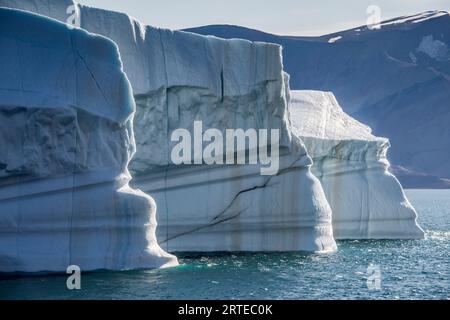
[0,8,178,272]
[289,91,424,239]
[1,0,337,252]
[0,0,424,257]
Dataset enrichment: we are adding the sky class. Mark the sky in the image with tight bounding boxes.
[77,0,450,36]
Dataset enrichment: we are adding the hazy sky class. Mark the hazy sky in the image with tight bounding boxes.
[77,0,450,36]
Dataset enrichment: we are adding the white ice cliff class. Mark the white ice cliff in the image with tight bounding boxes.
[1,0,337,252]
[0,0,425,258]
[289,91,424,239]
[0,8,178,272]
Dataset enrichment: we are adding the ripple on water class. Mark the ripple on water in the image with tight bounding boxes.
[0,190,449,299]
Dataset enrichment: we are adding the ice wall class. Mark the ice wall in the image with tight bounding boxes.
[0,8,177,272]
[1,0,337,252]
[289,91,424,239]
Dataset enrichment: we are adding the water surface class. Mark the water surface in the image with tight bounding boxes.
[1,189,448,300]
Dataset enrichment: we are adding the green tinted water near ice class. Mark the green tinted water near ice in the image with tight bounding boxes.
[0,189,449,300]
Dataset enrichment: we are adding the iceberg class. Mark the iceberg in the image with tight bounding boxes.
[1,0,337,252]
[0,8,178,272]
[289,91,424,239]
[185,14,450,189]
[0,0,424,256]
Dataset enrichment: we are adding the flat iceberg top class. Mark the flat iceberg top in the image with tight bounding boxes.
[290,90,385,142]
[0,7,135,124]
[0,0,284,98]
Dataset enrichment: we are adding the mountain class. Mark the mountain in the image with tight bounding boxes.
[184,11,450,188]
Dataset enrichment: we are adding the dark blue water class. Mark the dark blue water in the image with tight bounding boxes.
[0,189,449,300]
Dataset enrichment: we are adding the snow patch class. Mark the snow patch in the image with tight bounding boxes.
[412,11,449,23]
[409,52,418,64]
[417,35,449,61]
[328,36,342,43]
[380,11,448,27]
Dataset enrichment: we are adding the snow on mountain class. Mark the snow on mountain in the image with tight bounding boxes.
[185,11,450,188]
[378,11,449,27]
[0,8,177,272]
[290,91,424,239]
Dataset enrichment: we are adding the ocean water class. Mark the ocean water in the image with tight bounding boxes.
[0,189,448,300]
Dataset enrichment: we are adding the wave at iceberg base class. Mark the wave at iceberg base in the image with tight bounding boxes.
[289,91,424,239]
[0,8,178,272]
